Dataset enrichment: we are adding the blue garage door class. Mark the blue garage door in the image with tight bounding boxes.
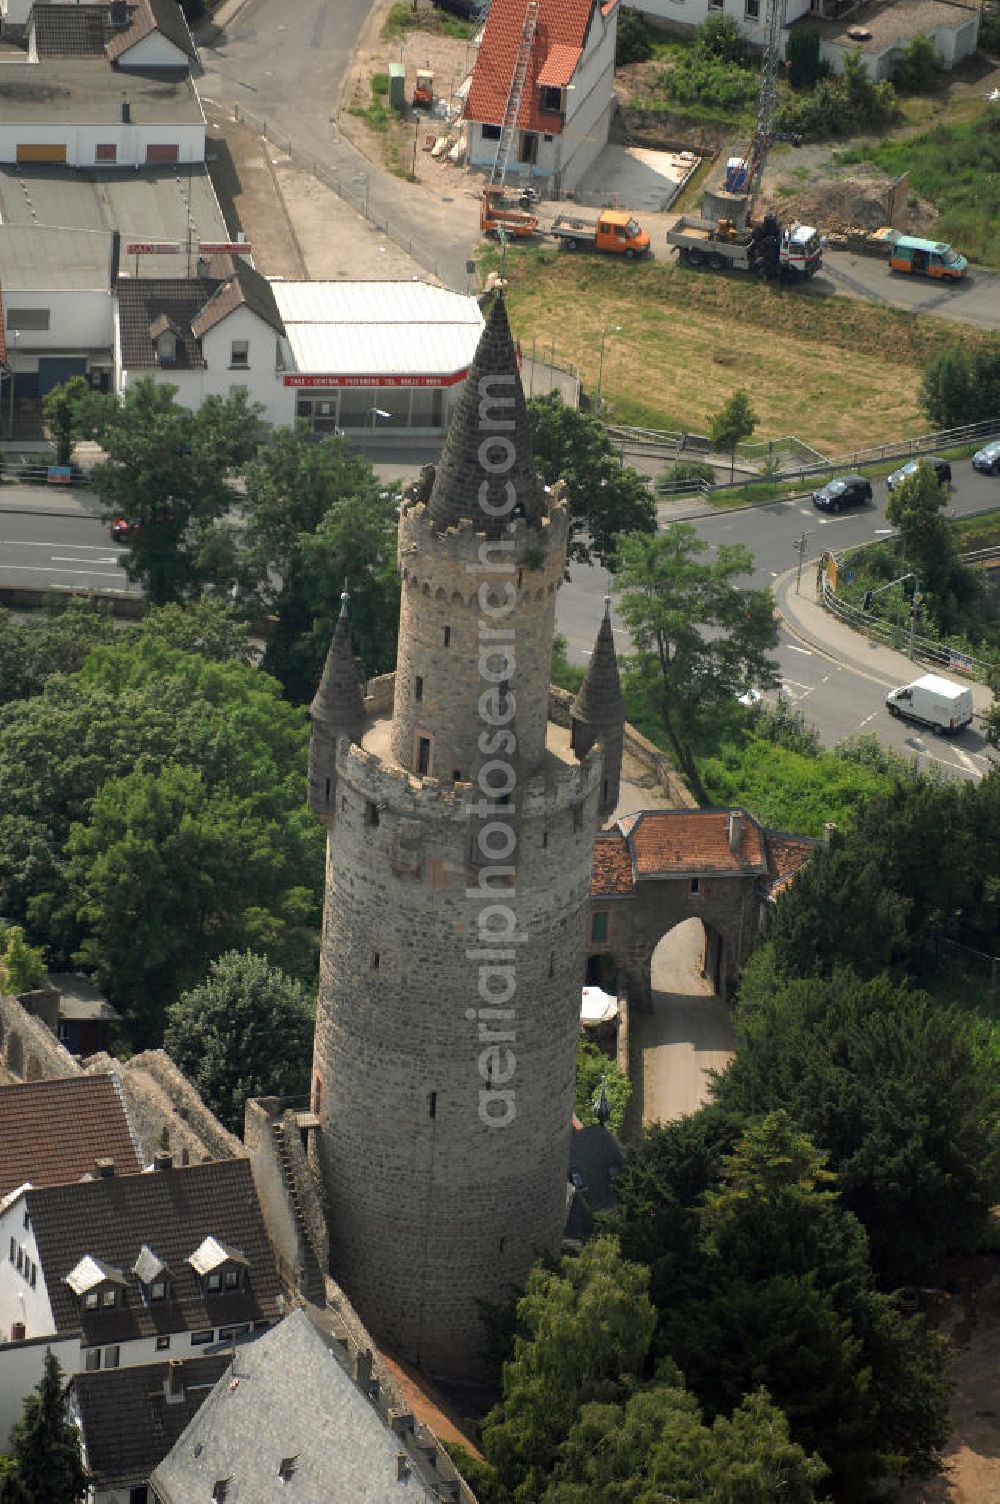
[37,357,86,396]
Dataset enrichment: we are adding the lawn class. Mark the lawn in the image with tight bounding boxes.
[836,111,1000,267]
[495,245,993,452]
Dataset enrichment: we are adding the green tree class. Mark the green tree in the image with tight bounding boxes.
[0,599,118,707]
[241,427,400,701]
[615,526,779,801]
[527,393,656,568]
[85,379,262,604]
[892,33,941,93]
[481,1237,656,1503]
[709,390,758,482]
[787,26,822,88]
[0,925,47,993]
[40,376,93,466]
[615,7,652,64]
[921,340,1000,427]
[575,1038,631,1134]
[8,1349,88,1503]
[694,13,745,62]
[164,951,314,1131]
[718,968,1000,1282]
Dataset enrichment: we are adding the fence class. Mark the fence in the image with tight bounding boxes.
[231,103,448,284]
[818,539,999,684]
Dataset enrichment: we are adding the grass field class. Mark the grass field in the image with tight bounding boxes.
[836,112,1000,267]
[496,245,992,452]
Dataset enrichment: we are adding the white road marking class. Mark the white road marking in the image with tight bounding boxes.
[786,644,813,655]
[51,555,118,565]
[4,540,122,553]
[858,712,878,728]
[0,564,128,580]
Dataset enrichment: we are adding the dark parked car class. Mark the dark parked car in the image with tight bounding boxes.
[812,474,873,512]
[971,440,1000,474]
[885,455,951,492]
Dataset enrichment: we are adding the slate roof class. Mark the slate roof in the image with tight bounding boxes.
[426,292,540,536]
[74,1355,230,1490]
[566,1121,624,1240]
[116,259,283,371]
[107,0,198,63]
[310,592,367,745]
[572,598,623,741]
[31,4,111,58]
[0,1074,140,1199]
[151,1308,448,1504]
[24,1158,282,1343]
[466,0,602,135]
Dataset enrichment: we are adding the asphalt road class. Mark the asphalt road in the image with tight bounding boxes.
[559,459,1000,784]
[0,492,137,596]
[812,251,1000,331]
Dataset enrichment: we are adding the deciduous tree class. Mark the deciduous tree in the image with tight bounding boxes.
[616,525,779,801]
[164,951,314,1131]
[709,389,758,482]
[527,393,656,568]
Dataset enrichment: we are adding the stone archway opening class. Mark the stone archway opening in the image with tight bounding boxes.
[630,919,736,1129]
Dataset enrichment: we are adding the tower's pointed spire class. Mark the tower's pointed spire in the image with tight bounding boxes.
[427,292,540,537]
[308,590,367,823]
[571,598,625,824]
[310,589,367,743]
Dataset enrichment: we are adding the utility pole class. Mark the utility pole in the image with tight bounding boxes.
[794,531,809,595]
[909,578,921,661]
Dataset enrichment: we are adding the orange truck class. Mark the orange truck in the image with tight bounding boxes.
[480,187,539,239]
[550,210,651,259]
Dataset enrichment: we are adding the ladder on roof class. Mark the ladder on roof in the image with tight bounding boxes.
[488,0,540,189]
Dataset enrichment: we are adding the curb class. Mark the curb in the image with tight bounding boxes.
[0,504,98,518]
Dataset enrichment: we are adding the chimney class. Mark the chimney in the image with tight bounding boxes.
[823,821,837,845]
[153,1151,173,1172]
[355,1347,373,1394]
[120,97,131,125]
[164,1359,184,1403]
[727,811,742,855]
[95,1158,115,1178]
[396,1454,410,1483]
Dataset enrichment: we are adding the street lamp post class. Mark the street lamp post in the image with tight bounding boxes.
[351,173,370,219]
[595,324,621,414]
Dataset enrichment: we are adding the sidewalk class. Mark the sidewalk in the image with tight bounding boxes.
[775,567,995,714]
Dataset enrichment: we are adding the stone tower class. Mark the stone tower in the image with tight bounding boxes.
[309,294,610,1376]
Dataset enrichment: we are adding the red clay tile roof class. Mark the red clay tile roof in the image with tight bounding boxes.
[0,1074,140,1199]
[591,831,634,895]
[466,0,602,136]
[537,42,582,87]
[764,830,818,897]
[629,809,767,876]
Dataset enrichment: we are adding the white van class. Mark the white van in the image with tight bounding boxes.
[885,673,973,734]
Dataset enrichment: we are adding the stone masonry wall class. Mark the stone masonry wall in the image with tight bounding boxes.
[392,495,569,784]
[314,732,603,1376]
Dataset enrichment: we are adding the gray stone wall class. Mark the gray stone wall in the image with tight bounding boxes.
[391,495,569,785]
[591,873,762,1008]
[84,1049,245,1167]
[313,730,602,1375]
[0,992,80,1083]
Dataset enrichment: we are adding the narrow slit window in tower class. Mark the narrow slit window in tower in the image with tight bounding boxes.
[417,737,431,776]
[429,1091,437,1119]
[549,951,555,977]
[443,626,451,647]
[573,806,583,833]
[542,830,548,849]
[415,675,424,701]
[372,952,380,970]
[453,769,462,783]
[324,777,331,803]
[365,801,379,828]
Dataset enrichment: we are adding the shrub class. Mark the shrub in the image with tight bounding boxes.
[786,27,822,89]
[775,52,900,139]
[371,72,390,97]
[661,459,715,487]
[616,7,653,65]
[892,34,941,94]
[694,13,745,63]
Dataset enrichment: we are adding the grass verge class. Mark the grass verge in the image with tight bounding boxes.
[490,243,996,452]
[836,111,1000,267]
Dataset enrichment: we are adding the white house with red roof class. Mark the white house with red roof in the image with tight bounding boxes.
[465,0,621,195]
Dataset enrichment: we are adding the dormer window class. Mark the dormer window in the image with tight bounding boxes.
[134,1244,171,1304]
[148,314,182,366]
[66,1254,126,1313]
[188,1235,249,1296]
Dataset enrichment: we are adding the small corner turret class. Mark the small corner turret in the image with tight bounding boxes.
[571,596,624,825]
[307,589,367,826]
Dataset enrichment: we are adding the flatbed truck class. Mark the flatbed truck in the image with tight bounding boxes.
[550,210,651,258]
[667,213,822,281]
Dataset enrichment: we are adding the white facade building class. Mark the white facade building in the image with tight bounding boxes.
[465,0,621,195]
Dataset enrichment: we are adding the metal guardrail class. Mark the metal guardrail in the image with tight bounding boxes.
[819,542,999,684]
[1,464,91,487]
